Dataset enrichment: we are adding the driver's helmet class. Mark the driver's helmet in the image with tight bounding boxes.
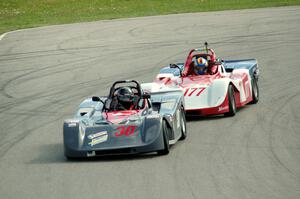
[116,87,134,103]
[194,57,208,75]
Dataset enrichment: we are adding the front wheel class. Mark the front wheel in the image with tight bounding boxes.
[224,84,236,117]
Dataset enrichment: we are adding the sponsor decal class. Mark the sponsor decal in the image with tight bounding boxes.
[88,131,107,139]
[66,119,79,123]
[88,131,108,146]
[162,100,176,111]
[68,123,77,127]
[65,119,79,127]
[218,106,228,112]
[147,114,160,119]
[114,126,137,137]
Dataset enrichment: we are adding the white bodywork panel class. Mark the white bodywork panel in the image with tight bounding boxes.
[230,69,252,103]
[144,68,252,110]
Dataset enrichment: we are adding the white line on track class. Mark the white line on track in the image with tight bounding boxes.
[0,32,8,41]
[0,29,27,42]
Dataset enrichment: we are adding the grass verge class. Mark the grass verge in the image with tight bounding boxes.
[1,0,300,34]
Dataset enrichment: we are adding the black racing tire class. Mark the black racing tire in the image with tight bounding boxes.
[224,84,236,117]
[179,107,187,140]
[249,78,259,104]
[157,120,170,155]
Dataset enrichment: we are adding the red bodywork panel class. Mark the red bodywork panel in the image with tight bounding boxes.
[102,99,148,124]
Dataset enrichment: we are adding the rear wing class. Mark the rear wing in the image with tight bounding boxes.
[223,59,257,71]
[223,59,259,79]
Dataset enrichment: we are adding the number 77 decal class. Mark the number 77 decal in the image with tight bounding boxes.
[184,88,205,97]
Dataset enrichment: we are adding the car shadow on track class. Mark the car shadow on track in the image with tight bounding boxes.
[186,114,226,122]
[185,104,253,122]
[67,153,158,162]
[28,143,161,164]
[28,143,66,164]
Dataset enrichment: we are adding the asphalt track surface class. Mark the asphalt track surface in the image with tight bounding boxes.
[0,6,300,199]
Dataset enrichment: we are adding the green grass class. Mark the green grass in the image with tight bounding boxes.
[1,0,300,34]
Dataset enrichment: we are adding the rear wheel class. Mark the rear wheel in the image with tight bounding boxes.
[157,120,170,155]
[224,84,236,117]
[250,78,259,104]
[179,107,187,140]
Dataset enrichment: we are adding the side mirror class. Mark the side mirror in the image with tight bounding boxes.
[92,96,100,102]
[92,96,105,104]
[169,64,182,77]
[213,59,223,65]
[169,64,178,68]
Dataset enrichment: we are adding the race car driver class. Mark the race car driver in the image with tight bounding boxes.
[182,57,208,76]
[111,87,135,110]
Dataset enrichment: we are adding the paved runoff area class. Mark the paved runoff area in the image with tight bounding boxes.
[0,6,300,199]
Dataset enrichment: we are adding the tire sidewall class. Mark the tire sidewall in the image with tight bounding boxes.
[251,78,259,103]
[163,121,170,151]
[179,107,187,140]
[225,84,236,116]
[231,86,236,113]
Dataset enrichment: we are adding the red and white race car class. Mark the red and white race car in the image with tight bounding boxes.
[142,44,259,116]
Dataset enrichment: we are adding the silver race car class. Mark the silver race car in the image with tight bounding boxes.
[63,80,186,158]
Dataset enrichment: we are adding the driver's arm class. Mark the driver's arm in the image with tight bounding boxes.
[182,62,194,77]
[110,97,120,111]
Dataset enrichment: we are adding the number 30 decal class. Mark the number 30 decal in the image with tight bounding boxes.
[115,126,137,137]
